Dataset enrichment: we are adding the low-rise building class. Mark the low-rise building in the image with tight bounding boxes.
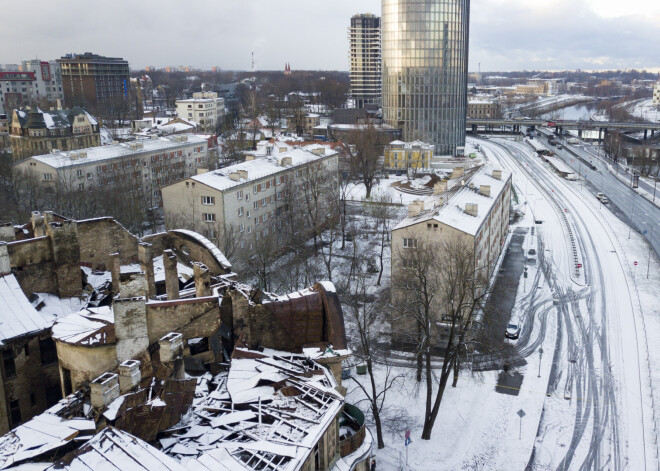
[9,107,100,161]
[14,134,208,207]
[391,165,512,347]
[467,98,501,119]
[383,140,434,171]
[653,82,660,106]
[161,144,338,249]
[175,92,225,132]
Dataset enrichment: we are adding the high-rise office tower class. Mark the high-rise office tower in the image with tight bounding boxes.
[382,0,470,155]
[349,14,381,108]
[57,53,130,114]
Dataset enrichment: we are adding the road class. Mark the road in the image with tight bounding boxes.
[534,132,660,257]
[476,137,656,470]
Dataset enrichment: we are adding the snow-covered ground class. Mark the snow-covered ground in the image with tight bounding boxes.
[339,134,660,470]
[626,98,660,123]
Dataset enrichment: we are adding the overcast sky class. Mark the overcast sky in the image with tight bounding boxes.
[1,0,659,72]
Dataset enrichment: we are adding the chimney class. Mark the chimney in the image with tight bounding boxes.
[280,156,292,166]
[114,296,148,362]
[407,200,424,217]
[163,249,179,300]
[0,242,10,276]
[118,271,147,298]
[90,372,120,409]
[492,170,502,180]
[312,147,326,156]
[196,168,208,175]
[31,211,45,237]
[69,152,79,160]
[433,181,448,195]
[465,203,479,217]
[229,172,241,181]
[238,169,248,180]
[118,359,141,393]
[110,252,121,295]
[451,167,465,179]
[137,242,156,299]
[0,222,15,242]
[159,332,183,363]
[193,262,211,298]
[479,185,491,197]
[245,155,255,161]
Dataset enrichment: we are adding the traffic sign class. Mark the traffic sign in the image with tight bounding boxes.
[634,261,638,266]
[577,263,582,268]
[517,409,526,418]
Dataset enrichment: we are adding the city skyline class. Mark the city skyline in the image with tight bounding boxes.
[1,0,659,72]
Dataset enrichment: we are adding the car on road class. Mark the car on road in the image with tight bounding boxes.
[601,197,609,204]
[505,323,521,340]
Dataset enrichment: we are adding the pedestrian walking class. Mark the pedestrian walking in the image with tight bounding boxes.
[370,459,376,471]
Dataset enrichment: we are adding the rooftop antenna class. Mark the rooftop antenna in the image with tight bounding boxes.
[251,51,254,72]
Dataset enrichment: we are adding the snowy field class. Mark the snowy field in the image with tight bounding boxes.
[626,98,660,123]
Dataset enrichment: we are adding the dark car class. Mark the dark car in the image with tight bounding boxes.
[505,323,521,340]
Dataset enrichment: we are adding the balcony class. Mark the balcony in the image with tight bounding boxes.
[335,404,373,471]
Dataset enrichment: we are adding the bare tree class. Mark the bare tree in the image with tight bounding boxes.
[367,193,399,286]
[342,244,402,449]
[341,122,386,199]
[392,236,489,440]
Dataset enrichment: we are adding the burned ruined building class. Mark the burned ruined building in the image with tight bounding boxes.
[0,212,372,470]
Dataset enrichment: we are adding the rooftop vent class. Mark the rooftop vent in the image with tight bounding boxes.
[479,185,491,197]
[465,203,479,217]
[492,170,502,180]
[408,200,425,217]
[90,372,120,408]
[159,332,183,362]
[118,360,141,393]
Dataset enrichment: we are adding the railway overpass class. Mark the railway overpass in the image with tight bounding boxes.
[467,118,660,141]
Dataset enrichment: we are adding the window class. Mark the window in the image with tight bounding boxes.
[76,169,83,177]
[237,190,243,200]
[245,193,250,202]
[201,196,215,205]
[9,400,20,427]
[203,213,215,222]
[277,193,282,201]
[78,183,84,190]
[43,173,52,181]
[247,226,252,234]
[255,217,259,226]
[86,172,93,180]
[239,223,245,232]
[246,210,251,218]
[39,338,57,365]
[261,197,266,206]
[3,349,16,378]
[238,207,244,216]
[262,213,268,222]
[402,238,417,248]
[253,185,258,194]
[253,201,258,210]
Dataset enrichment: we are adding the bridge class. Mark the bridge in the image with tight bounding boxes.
[466,118,660,140]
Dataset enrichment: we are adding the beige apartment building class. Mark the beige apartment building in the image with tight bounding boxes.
[162,144,338,250]
[175,92,225,132]
[391,165,512,346]
[14,134,208,206]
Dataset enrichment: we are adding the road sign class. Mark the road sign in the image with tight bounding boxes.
[577,263,582,268]
[634,261,638,266]
[517,409,526,440]
[517,409,526,418]
[405,430,410,440]
[643,230,648,235]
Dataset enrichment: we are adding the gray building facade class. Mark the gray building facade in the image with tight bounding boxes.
[382,0,470,155]
[349,14,382,108]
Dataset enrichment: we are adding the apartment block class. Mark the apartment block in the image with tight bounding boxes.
[14,134,208,206]
[349,13,381,108]
[467,99,502,119]
[175,92,225,132]
[162,144,338,249]
[391,165,512,347]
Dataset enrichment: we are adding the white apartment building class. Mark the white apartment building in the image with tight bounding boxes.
[161,144,339,249]
[0,60,64,115]
[653,82,660,106]
[175,92,225,132]
[14,134,208,206]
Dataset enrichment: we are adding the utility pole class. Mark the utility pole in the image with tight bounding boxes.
[648,225,654,279]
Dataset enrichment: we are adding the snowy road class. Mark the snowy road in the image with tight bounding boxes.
[477,137,657,470]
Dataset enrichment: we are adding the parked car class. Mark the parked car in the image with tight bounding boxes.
[601,197,609,204]
[505,323,521,340]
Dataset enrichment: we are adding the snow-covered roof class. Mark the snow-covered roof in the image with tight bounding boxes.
[27,134,207,170]
[387,140,434,150]
[188,146,336,194]
[162,348,344,470]
[51,307,114,346]
[0,274,52,344]
[394,165,511,236]
[0,397,96,469]
[52,427,187,471]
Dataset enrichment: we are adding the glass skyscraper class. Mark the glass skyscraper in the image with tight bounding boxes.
[381,0,470,155]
